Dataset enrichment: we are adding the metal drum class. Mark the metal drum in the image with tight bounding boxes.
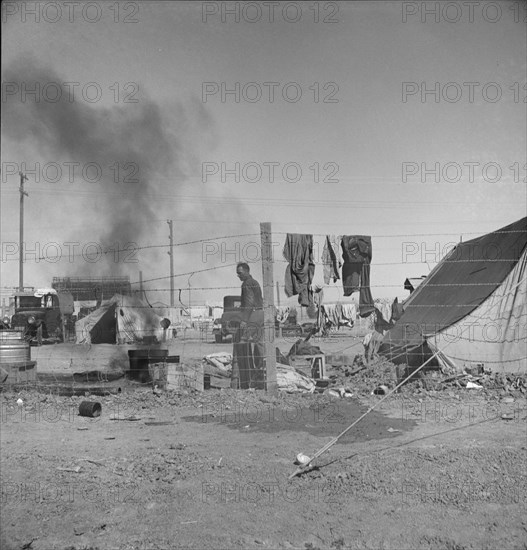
[0,330,30,364]
[0,329,36,385]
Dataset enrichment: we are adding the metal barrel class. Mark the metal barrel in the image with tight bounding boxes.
[0,330,25,340]
[0,330,30,364]
[78,401,102,417]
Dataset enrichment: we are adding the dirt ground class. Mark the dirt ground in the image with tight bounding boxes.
[1,329,526,550]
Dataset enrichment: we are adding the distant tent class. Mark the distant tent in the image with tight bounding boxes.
[75,294,165,344]
[381,218,527,372]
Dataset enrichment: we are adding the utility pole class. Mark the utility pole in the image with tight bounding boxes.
[19,172,28,292]
[167,220,174,306]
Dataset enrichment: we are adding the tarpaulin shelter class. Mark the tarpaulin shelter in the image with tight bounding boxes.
[75,294,165,344]
[381,218,527,372]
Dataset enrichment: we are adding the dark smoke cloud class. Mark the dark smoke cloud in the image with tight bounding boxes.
[3,57,252,304]
[2,57,182,274]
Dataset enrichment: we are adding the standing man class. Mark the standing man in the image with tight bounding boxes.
[231,262,265,390]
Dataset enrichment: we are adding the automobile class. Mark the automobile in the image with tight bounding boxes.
[10,288,74,344]
[276,321,318,337]
[212,295,243,343]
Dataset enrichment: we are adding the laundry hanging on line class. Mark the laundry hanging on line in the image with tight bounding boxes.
[322,235,341,284]
[283,233,315,307]
[341,235,375,317]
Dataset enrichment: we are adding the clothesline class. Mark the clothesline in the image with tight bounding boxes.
[282,233,376,318]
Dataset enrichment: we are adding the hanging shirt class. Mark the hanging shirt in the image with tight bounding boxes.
[283,233,315,307]
[341,235,375,317]
[322,235,341,284]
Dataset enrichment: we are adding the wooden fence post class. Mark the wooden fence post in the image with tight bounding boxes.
[260,222,277,394]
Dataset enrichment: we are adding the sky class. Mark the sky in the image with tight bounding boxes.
[1,0,526,310]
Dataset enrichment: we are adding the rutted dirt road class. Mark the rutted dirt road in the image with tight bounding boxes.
[1,332,526,550]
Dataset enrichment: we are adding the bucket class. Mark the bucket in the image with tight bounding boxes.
[78,401,102,417]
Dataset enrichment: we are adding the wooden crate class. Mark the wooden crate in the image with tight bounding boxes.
[289,355,327,380]
[325,354,356,367]
[166,363,204,392]
[1,361,37,385]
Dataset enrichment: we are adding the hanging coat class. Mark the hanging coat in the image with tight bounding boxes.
[341,235,375,317]
[283,234,315,307]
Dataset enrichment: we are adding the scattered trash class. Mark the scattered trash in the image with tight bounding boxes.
[110,415,141,421]
[78,401,102,418]
[56,466,81,473]
[218,457,223,466]
[17,398,23,407]
[276,364,316,393]
[464,365,484,376]
[203,353,232,373]
[373,385,389,395]
[501,413,515,421]
[78,458,105,467]
[104,437,116,440]
[181,521,198,524]
[325,389,341,398]
[77,427,89,431]
[144,421,174,426]
[295,453,311,466]
[466,381,483,390]
[501,397,515,404]
[387,427,401,433]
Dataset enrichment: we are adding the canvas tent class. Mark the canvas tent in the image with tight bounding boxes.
[75,294,166,344]
[381,217,527,372]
